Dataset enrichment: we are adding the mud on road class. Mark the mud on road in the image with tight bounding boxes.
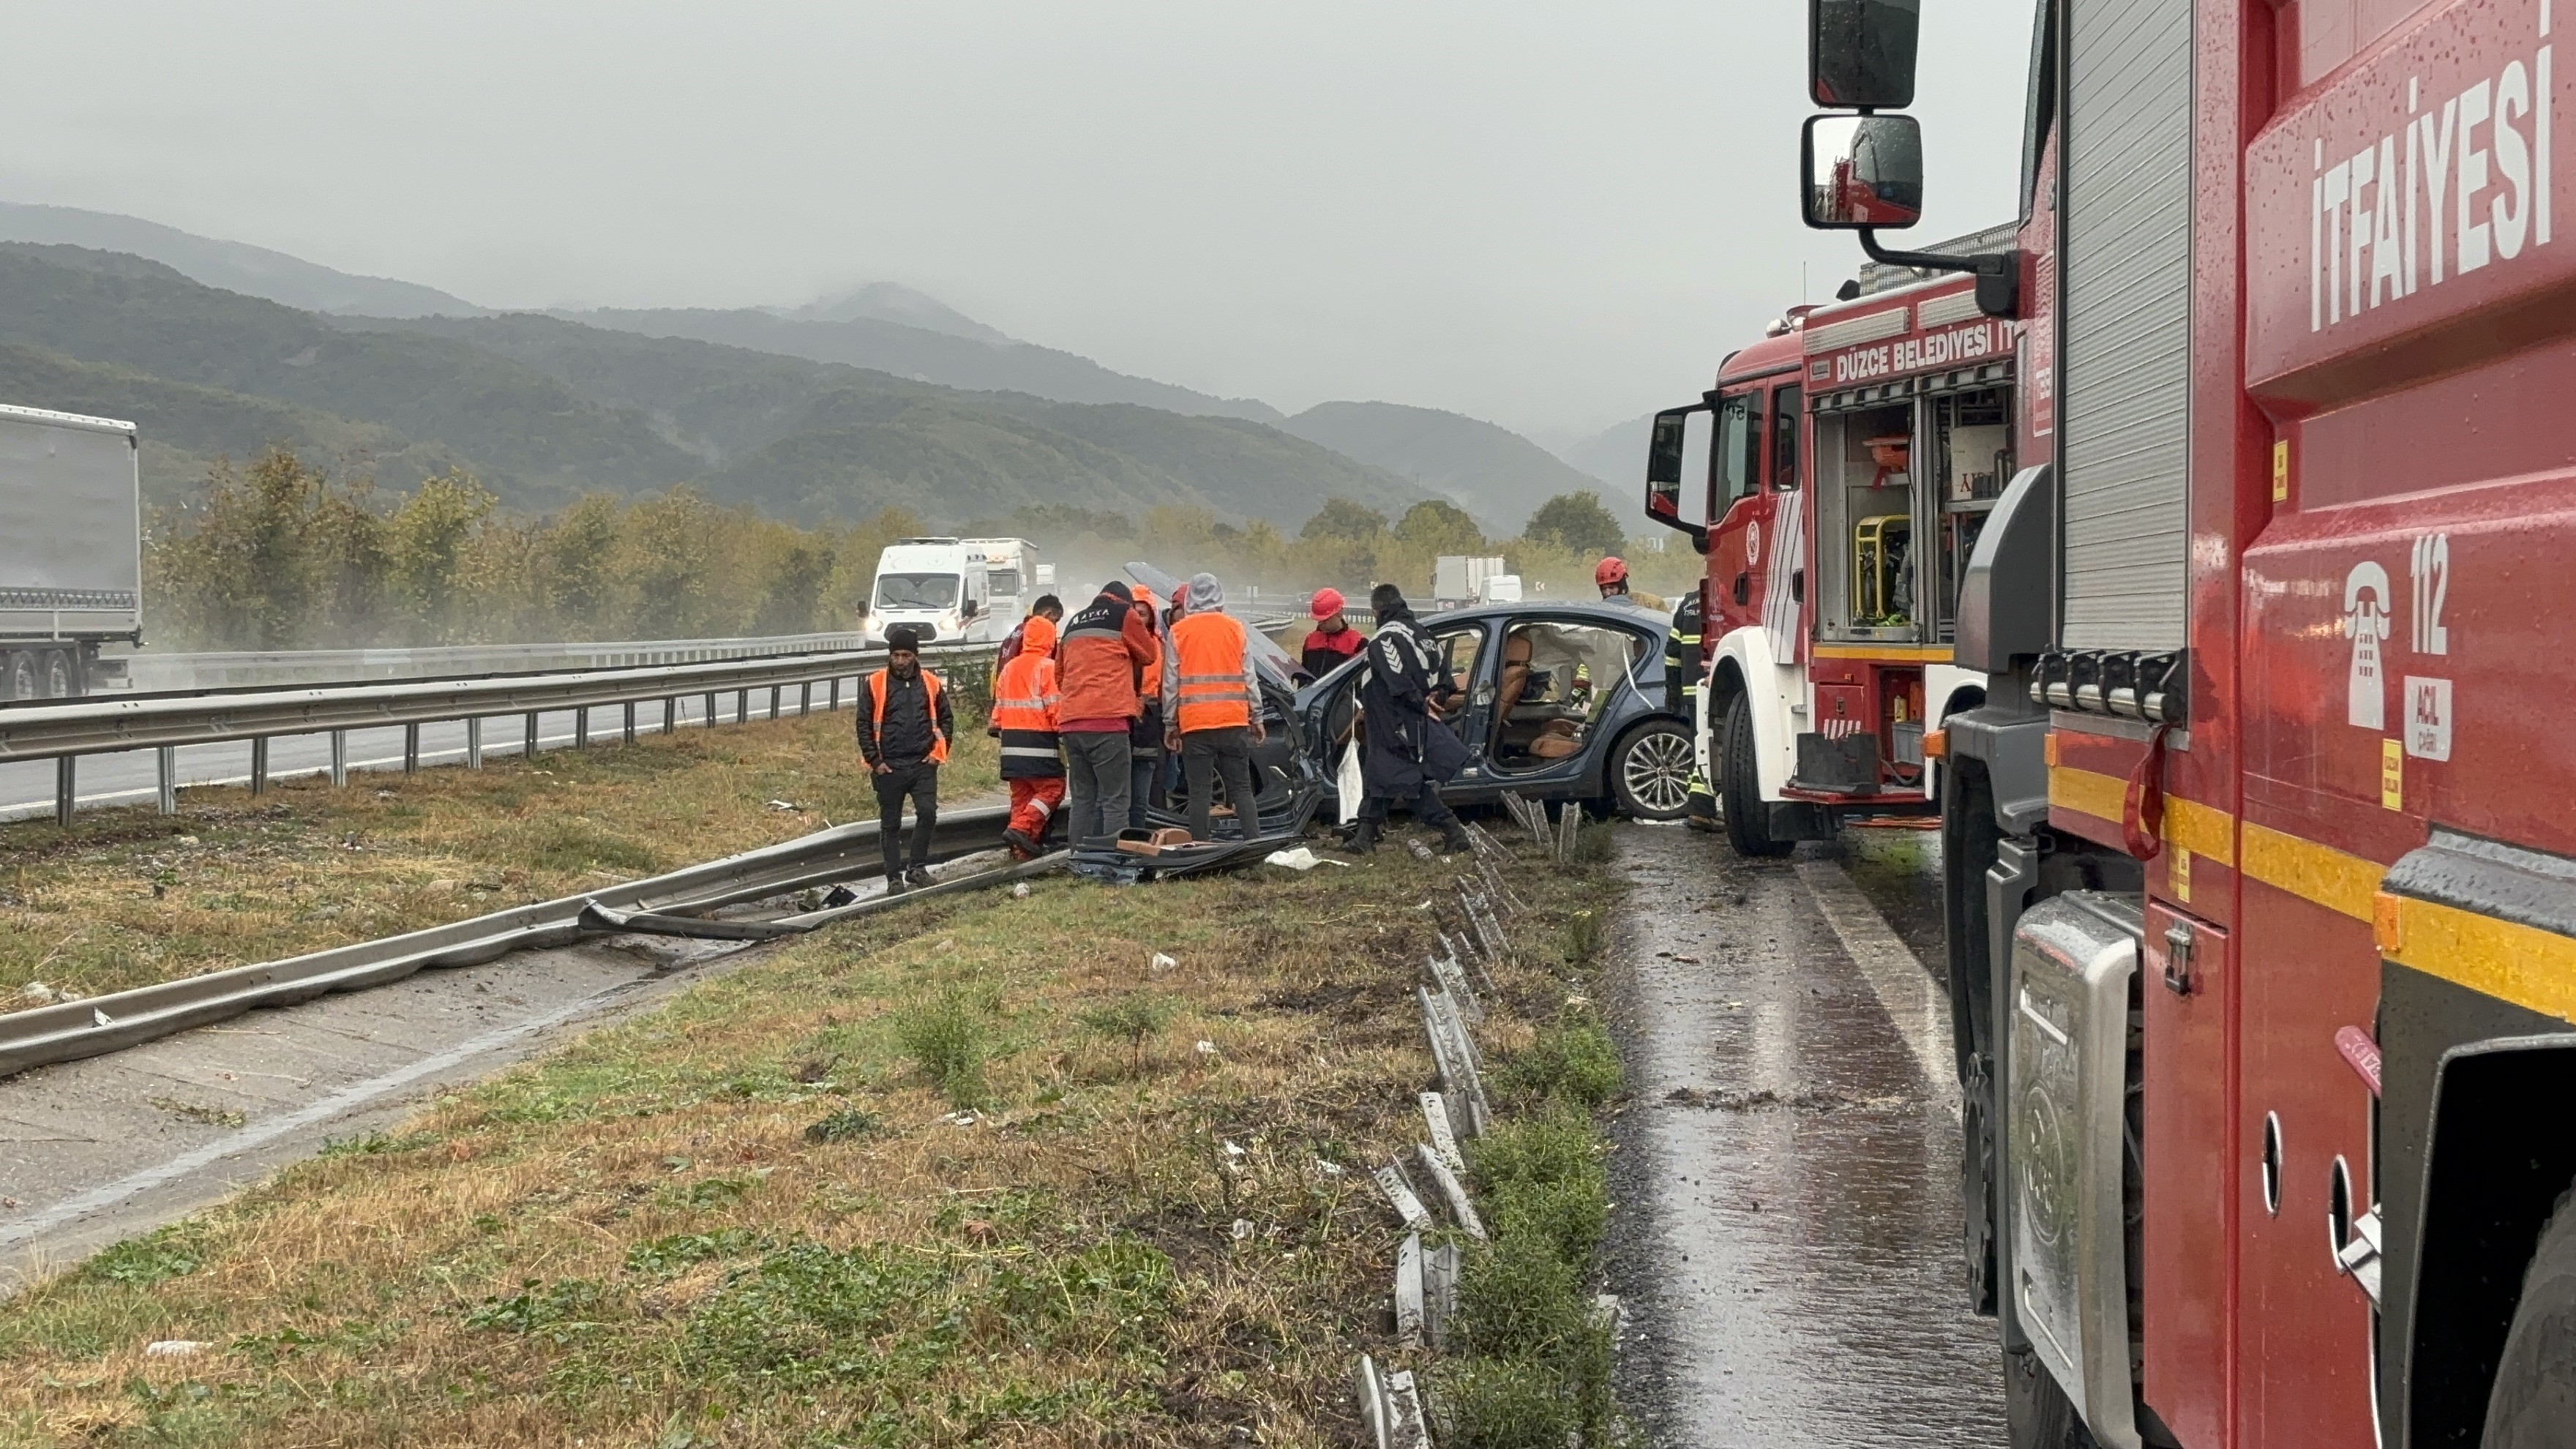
[1599,820,2007,1448]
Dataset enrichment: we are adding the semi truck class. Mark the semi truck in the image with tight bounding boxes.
[1796,0,2576,1444]
[1643,231,2013,856]
[0,403,140,700]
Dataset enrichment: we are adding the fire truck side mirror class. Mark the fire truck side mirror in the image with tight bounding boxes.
[1809,0,1920,109]
[1644,405,1712,552]
[1803,114,1924,231]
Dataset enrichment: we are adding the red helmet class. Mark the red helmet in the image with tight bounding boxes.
[1593,556,1628,588]
[1310,586,1345,621]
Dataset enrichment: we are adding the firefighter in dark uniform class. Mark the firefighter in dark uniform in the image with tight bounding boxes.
[1666,586,1718,831]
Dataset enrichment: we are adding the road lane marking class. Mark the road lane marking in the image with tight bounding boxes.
[1793,859,1958,1106]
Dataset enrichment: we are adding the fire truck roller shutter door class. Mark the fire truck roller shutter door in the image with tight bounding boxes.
[2060,0,2193,651]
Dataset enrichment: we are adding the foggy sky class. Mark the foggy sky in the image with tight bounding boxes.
[0,1,2035,441]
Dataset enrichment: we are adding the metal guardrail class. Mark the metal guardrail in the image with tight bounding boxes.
[121,631,875,691]
[0,804,1011,1079]
[1,640,994,825]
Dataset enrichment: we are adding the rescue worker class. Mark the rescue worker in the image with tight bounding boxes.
[1595,556,1666,613]
[1666,585,1718,830]
[1128,585,1167,828]
[992,594,1064,675]
[1055,580,1157,843]
[1341,583,1471,855]
[1300,587,1366,680]
[1162,572,1264,842]
[990,612,1063,858]
[855,624,954,893]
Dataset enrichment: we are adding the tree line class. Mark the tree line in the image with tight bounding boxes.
[143,449,1699,651]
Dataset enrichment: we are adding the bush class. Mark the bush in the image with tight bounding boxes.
[1433,1355,1583,1449]
[1494,1011,1622,1112]
[894,988,996,1108]
[1472,1114,1611,1268]
[802,1107,881,1143]
[1074,992,1177,1074]
[1558,908,1606,967]
[1452,1231,1586,1362]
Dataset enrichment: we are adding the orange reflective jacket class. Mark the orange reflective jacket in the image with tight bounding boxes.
[867,665,949,765]
[1168,610,1253,732]
[992,616,1063,779]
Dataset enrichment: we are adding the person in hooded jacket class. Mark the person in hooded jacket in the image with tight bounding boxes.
[989,612,1063,858]
[1300,587,1366,681]
[1341,583,1472,855]
[1054,580,1157,843]
[992,594,1063,676]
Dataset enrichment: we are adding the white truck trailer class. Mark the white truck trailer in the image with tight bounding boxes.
[0,404,141,699]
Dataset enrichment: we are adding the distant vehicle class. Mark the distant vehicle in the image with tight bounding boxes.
[864,538,1002,645]
[1475,574,1522,604]
[959,536,1044,622]
[0,404,141,700]
[1433,555,1508,607]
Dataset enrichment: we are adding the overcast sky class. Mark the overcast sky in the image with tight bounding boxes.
[0,1,2034,442]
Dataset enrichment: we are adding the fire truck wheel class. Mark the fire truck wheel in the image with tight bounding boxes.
[2484,1184,2576,1448]
[3,651,32,702]
[1720,691,1791,858]
[41,649,72,699]
[2004,1344,2100,1448]
[1610,720,1694,821]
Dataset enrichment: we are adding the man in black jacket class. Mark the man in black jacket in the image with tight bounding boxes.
[856,624,955,892]
[1341,583,1471,856]
[1666,587,1718,830]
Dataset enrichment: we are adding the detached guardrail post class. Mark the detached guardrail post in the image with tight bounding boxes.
[465,717,482,769]
[250,736,269,795]
[524,711,540,759]
[53,757,73,826]
[329,730,348,787]
[402,723,421,774]
[156,746,176,815]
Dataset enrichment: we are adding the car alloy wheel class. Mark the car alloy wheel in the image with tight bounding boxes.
[1617,724,1695,818]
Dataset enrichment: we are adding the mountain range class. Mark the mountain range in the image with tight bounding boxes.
[0,201,1635,535]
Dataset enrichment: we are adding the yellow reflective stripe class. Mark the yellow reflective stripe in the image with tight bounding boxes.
[2240,822,2381,921]
[1813,644,1955,661]
[1177,673,1242,684]
[2047,763,2124,822]
[2380,894,2576,1025]
[2166,797,2234,868]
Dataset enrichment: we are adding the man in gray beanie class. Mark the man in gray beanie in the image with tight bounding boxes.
[1161,572,1265,840]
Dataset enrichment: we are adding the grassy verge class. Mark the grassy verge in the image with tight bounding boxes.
[0,709,1000,1008]
[0,823,1620,1447]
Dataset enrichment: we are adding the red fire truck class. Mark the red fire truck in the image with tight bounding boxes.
[1644,234,2017,858]
[1796,1,2575,1445]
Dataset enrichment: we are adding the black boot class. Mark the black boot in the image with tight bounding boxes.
[1336,820,1381,855]
[1439,822,1474,856]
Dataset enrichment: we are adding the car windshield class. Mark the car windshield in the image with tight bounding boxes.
[875,572,960,610]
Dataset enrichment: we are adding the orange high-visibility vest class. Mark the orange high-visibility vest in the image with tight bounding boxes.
[1169,610,1252,732]
[866,665,949,764]
[1135,588,1164,700]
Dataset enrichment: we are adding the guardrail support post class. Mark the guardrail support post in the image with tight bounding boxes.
[829,678,841,711]
[465,717,482,769]
[525,711,541,759]
[575,706,591,749]
[54,757,74,826]
[662,697,677,734]
[622,701,637,746]
[799,681,812,716]
[704,692,717,728]
[157,746,176,815]
[402,723,421,774]
[736,689,749,724]
[329,730,348,787]
[250,737,269,795]
[768,686,781,719]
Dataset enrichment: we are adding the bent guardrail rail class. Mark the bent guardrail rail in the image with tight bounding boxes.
[0,803,1010,1079]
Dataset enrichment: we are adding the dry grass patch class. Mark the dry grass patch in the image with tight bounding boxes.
[0,830,1617,1447]
[0,709,1000,1006]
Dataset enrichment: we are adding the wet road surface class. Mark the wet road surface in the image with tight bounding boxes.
[1600,820,2006,1448]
